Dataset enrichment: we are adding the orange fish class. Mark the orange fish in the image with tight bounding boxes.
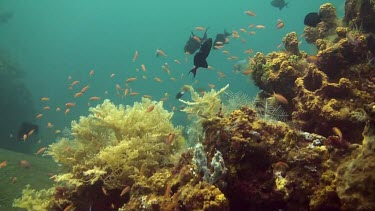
[256,25,266,29]
[239,28,247,33]
[208,83,215,89]
[126,77,137,83]
[120,186,130,197]
[65,108,70,115]
[248,24,255,28]
[102,187,109,196]
[35,147,47,155]
[63,204,74,211]
[141,64,146,72]
[0,160,7,168]
[89,96,101,101]
[74,92,83,98]
[276,20,284,29]
[155,48,167,57]
[23,134,27,141]
[28,129,35,137]
[174,59,181,64]
[146,105,155,112]
[161,65,170,74]
[242,69,254,75]
[116,84,123,91]
[154,77,162,83]
[56,107,61,112]
[70,80,80,87]
[43,106,51,110]
[332,127,343,141]
[192,36,201,43]
[195,26,205,31]
[132,50,138,62]
[129,92,139,96]
[47,122,53,128]
[124,88,129,96]
[143,95,152,99]
[244,10,256,16]
[273,92,288,104]
[89,69,94,76]
[81,85,89,93]
[40,97,50,101]
[65,102,76,108]
[110,73,115,78]
[165,133,175,145]
[36,114,43,119]
[244,48,254,54]
[222,50,230,55]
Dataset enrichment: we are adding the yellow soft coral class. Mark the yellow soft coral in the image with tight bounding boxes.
[46,98,184,190]
[179,84,229,119]
[13,185,55,211]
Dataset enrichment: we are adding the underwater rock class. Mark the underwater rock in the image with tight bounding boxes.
[303,3,338,44]
[344,0,375,34]
[283,32,301,56]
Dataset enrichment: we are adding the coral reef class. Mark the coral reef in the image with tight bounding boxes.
[303,3,338,44]
[14,98,186,210]
[344,0,375,34]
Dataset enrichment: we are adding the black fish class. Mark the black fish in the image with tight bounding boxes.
[189,38,213,78]
[17,122,38,140]
[304,12,322,27]
[213,30,231,49]
[271,0,288,10]
[184,32,202,54]
[176,91,185,99]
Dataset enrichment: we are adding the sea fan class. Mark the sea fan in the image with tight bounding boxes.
[253,96,288,122]
[221,90,253,115]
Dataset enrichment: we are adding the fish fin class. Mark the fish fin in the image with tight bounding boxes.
[188,66,198,78]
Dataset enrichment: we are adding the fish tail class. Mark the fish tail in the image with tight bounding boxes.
[188,66,198,78]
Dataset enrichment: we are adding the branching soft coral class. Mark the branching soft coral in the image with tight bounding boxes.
[179,84,229,119]
[13,185,55,211]
[47,98,184,190]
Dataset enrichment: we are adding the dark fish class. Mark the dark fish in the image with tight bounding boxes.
[271,0,288,10]
[176,91,185,99]
[189,38,213,78]
[213,30,231,49]
[17,122,38,140]
[304,12,322,27]
[184,32,202,54]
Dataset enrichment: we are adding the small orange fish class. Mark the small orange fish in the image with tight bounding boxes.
[208,83,215,89]
[70,80,80,87]
[174,59,181,64]
[192,36,201,43]
[146,105,155,112]
[43,106,51,110]
[154,77,162,83]
[81,85,89,93]
[102,187,109,196]
[120,186,130,197]
[156,48,167,57]
[65,102,76,108]
[132,50,138,62]
[41,97,50,101]
[47,122,53,128]
[332,127,342,141]
[248,24,255,28]
[273,92,288,104]
[195,26,205,31]
[276,20,284,29]
[126,77,137,83]
[36,114,43,119]
[222,50,230,55]
[35,147,47,155]
[0,160,7,168]
[129,92,139,96]
[28,129,35,137]
[165,133,175,145]
[242,69,254,75]
[161,65,170,74]
[23,134,27,141]
[89,69,94,76]
[143,95,152,99]
[244,10,256,16]
[65,108,70,115]
[110,73,115,78]
[55,130,61,134]
[256,25,266,29]
[116,84,123,91]
[63,204,74,211]
[89,96,101,101]
[239,28,247,33]
[74,92,83,98]
[249,31,256,35]
[244,48,254,54]
[141,64,146,72]
[56,107,61,112]
[124,88,129,96]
